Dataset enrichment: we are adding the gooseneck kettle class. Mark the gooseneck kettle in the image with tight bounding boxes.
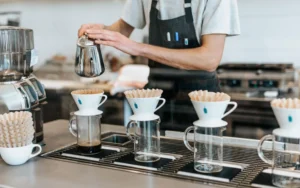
[75,34,105,77]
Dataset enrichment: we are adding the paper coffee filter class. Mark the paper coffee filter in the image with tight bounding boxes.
[188,90,230,102]
[271,98,300,109]
[124,89,163,98]
[71,88,104,95]
[0,111,34,148]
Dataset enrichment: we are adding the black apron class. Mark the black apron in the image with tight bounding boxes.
[148,0,220,97]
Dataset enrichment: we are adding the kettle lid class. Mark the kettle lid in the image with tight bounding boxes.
[77,35,94,46]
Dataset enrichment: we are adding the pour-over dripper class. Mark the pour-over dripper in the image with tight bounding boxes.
[191,100,237,122]
[71,89,107,115]
[127,97,166,121]
[270,98,300,137]
[272,107,300,129]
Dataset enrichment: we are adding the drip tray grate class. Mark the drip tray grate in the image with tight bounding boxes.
[61,146,120,162]
[114,153,174,171]
[177,162,242,183]
[42,132,273,188]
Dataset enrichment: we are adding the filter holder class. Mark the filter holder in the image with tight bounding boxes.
[74,110,103,116]
[273,128,300,139]
[129,114,159,121]
[193,119,228,128]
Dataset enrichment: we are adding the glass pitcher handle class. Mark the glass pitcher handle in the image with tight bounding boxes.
[183,126,195,152]
[69,114,77,137]
[257,134,274,165]
[126,120,136,141]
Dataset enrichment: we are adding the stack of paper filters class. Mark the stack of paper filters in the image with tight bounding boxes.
[188,90,237,128]
[271,98,300,138]
[0,111,35,148]
[124,89,163,98]
[188,90,230,102]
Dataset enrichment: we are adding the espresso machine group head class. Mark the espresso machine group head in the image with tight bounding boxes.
[0,26,47,144]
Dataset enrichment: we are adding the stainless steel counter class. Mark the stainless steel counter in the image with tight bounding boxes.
[0,120,212,188]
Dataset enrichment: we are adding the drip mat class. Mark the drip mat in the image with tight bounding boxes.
[42,132,272,188]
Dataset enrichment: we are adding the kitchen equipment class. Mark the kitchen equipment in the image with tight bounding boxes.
[183,93,236,173]
[0,78,45,143]
[184,121,227,173]
[126,118,161,163]
[124,89,166,162]
[43,131,256,187]
[69,112,102,155]
[258,131,300,187]
[217,63,295,94]
[0,143,42,166]
[0,26,35,81]
[126,97,166,121]
[216,63,297,139]
[257,99,300,187]
[271,103,300,131]
[192,100,237,121]
[0,26,46,144]
[0,12,21,26]
[75,35,105,77]
[71,89,107,115]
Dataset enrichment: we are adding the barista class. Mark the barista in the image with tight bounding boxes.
[78,0,240,92]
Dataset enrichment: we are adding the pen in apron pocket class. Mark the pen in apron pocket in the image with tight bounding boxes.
[167,32,171,41]
[184,38,189,46]
[175,32,179,41]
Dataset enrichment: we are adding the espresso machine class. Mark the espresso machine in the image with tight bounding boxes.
[0,26,47,144]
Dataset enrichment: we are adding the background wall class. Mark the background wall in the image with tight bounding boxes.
[1,0,300,67]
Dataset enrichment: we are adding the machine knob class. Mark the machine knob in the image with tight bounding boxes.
[256,69,263,75]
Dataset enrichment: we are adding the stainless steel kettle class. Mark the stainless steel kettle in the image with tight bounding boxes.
[75,35,105,77]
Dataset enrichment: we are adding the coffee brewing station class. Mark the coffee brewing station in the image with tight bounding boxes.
[2,26,300,188]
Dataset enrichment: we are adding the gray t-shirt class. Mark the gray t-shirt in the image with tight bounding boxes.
[122,0,241,43]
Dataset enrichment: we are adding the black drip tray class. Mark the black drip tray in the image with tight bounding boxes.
[251,169,300,188]
[251,171,274,188]
[61,146,119,162]
[177,162,242,182]
[113,153,174,171]
[102,134,131,146]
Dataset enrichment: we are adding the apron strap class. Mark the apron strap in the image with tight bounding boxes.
[184,0,194,23]
[151,0,193,23]
[151,0,158,9]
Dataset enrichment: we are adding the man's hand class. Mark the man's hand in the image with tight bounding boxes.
[78,24,106,37]
[87,29,141,56]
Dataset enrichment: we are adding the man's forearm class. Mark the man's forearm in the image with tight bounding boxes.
[137,44,220,72]
[135,34,226,72]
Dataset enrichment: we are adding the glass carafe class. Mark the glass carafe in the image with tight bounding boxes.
[69,113,102,155]
[126,118,160,163]
[258,131,300,187]
[184,125,226,173]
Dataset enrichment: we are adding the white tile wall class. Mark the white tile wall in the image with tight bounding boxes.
[1,0,300,67]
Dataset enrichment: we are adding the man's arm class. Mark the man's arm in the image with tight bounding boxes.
[138,35,226,72]
[78,19,134,38]
[88,29,226,72]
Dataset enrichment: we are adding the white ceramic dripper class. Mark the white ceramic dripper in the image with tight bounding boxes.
[271,106,300,138]
[127,97,166,121]
[71,89,107,116]
[191,100,237,127]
